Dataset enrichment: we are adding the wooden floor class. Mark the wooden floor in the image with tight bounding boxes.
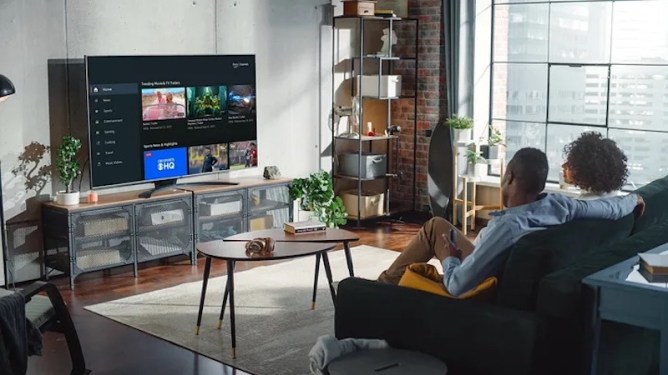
[28,212,439,375]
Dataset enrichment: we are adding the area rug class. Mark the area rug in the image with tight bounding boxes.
[85,245,436,375]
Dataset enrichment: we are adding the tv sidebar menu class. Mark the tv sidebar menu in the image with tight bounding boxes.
[89,83,143,187]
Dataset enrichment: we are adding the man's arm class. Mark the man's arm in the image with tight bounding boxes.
[567,193,640,220]
[442,218,518,297]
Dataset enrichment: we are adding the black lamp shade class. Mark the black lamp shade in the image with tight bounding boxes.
[0,74,16,98]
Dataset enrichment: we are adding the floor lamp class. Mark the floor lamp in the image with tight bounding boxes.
[0,74,16,287]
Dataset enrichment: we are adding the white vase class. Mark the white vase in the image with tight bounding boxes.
[56,191,80,205]
[453,129,472,143]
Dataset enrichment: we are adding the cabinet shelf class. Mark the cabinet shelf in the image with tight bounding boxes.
[334,174,395,181]
[335,135,398,141]
[198,212,243,223]
[76,231,131,244]
[334,15,412,21]
[354,56,417,61]
[137,221,187,233]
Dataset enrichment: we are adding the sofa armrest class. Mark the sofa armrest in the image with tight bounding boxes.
[335,278,545,375]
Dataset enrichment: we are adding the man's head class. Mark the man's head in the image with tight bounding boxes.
[204,146,211,155]
[501,147,548,208]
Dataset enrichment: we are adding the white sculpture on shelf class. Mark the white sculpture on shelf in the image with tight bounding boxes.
[378,28,398,56]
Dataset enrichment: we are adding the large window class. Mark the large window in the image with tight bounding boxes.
[492,0,668,187]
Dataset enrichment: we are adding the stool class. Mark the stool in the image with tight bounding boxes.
[327,348,447,375]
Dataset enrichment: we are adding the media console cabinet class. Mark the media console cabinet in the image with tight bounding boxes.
[42,177,293,289]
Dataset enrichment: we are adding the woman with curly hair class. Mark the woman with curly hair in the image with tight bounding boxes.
[562,131,629,199]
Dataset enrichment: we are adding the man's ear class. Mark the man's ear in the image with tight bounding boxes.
[504,170,515,186]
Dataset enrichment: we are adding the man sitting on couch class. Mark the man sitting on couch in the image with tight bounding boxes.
[378,147,645,296]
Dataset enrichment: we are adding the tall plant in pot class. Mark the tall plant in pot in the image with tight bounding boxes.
[465,149,487,178]
[289,171,347,228]
[446,115,473,143]
[55,136,82,205]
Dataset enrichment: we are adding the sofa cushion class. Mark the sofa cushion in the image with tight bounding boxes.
[632,175,668,234]
[398,263,497,301]
[494,215,634,311]
[537,220,668,319]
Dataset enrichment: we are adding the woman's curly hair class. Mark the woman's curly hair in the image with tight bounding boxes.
[563,132,628,193]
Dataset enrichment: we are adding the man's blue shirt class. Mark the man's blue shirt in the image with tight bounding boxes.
[442,193,638,296]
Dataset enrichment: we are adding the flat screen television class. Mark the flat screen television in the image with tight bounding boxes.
[85,55,257,193]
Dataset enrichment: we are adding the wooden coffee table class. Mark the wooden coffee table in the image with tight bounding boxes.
[224,228,359,309]
[195,240,337,358]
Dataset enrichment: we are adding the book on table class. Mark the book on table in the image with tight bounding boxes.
[284,220,326,234]
[638,252,668,281]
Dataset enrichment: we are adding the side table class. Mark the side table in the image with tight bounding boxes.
[583,242,668,375]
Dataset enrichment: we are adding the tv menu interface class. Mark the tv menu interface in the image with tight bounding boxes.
[86,55,258,188]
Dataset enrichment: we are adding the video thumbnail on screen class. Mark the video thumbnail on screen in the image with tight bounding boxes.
[227,85,256,116]
[186,86,227,119]
[229,140,257,170]
[142,88,186,121]
[188,143,229,175]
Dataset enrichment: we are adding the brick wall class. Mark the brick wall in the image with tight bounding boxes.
[390,0,447,212]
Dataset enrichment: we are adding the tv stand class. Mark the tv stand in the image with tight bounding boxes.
[139,179,240,199]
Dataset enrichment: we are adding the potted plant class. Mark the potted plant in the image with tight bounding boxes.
[445,115,473,143]
[465,149,487,178]
[487,125,504,160]
[55,136,82,205]
[289,171,347,228]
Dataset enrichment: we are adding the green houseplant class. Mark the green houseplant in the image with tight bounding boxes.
[486,125,505,160]
[465,149,487,178]
[445,115,474,143]
[289,171,347,228]
[55,136,82,205]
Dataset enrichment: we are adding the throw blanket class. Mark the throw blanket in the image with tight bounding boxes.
[308,334,389,374]
[0,292,43,375]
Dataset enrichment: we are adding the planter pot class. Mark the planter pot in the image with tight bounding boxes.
[452,129,471,143]
[467,163,488,178]
[488,145,501,160]
[56,191,80,206]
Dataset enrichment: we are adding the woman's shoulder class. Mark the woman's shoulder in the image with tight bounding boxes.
[577,190,620,200]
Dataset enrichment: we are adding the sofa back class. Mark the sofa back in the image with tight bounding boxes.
[493,214,634,311]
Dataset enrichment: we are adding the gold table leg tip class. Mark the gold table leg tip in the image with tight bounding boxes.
[232,347,236,359]
[196,326,200,335]
[217,320,223,329]
[311,302,316,310]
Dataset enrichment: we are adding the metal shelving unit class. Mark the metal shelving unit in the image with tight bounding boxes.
[332,15,419,226]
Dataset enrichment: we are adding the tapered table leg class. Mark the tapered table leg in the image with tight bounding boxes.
[311,253,321,310]
[196,256,212,335]
[227,260,237,359]
[218,280,229,329]
[343,241,354,277]
[321,252,337,307]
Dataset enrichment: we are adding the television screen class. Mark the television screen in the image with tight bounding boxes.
[86,55,257,188]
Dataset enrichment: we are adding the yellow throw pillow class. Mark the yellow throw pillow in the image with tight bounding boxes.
[398,263,497,301]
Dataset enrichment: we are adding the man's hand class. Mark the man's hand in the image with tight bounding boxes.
[442,233,462,260]
[634,195,646,217]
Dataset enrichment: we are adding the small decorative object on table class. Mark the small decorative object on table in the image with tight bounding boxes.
[87,190,98,204]
[284,220,326,234]
[263,165,281,180]
[244,237,275,257]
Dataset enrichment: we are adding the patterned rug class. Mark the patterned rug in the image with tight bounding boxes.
[85,245,414,375]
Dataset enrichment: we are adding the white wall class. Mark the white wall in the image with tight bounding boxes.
[0,0,330,284]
